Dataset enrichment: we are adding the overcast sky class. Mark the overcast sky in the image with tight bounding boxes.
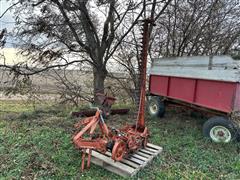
[0,0,15,47]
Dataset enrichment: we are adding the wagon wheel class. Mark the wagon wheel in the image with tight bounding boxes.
[203,116,238,143]
[147,96,165,118]
[111,140,126,161]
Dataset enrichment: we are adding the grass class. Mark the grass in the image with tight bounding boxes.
[0,100,240,179]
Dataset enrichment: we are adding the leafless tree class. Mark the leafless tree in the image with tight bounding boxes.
[0,0,142,101]
[151,0,240,57]
[113,0,240,105]
[0,0,173,103]
[49,68,93,107]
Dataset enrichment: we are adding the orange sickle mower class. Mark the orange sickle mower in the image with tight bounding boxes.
[73,19,154,171]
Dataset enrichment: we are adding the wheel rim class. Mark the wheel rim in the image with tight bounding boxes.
[112,140,126,161]
[149,103,158,114]
[209,125,232,143]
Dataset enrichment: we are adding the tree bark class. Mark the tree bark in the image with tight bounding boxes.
[93,67,107,104]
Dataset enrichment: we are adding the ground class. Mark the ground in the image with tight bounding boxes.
[0,100,240,179]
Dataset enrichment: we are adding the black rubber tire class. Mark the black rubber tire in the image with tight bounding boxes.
[203,116,237,143]
[237,134,240,142]
[147,96,165,118]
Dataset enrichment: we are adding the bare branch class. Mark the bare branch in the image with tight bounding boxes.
[0,1,20,19]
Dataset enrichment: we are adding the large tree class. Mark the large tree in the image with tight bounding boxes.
[0,0,172,102]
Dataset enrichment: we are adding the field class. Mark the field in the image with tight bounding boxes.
[0,100,240,179]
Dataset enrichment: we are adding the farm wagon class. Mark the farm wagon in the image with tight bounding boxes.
[147,55,240,143]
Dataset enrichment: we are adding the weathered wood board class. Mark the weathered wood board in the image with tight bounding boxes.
[86,143,163,177]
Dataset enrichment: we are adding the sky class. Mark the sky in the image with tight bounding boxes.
[0,0,14,27]
[0,0,15,47]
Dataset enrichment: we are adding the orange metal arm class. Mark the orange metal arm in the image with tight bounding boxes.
[137,19,153,128]
[73,116,99,142]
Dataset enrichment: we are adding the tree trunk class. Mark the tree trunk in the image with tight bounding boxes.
[93,67,107,104]
[132,73,141,108]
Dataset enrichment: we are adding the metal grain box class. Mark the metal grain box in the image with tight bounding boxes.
[148,55,240,143]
